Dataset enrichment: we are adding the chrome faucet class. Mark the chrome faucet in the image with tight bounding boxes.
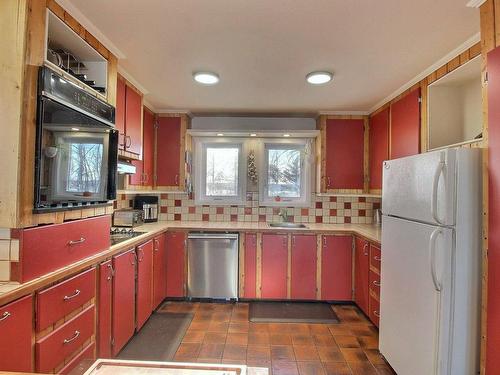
[278,208,289,222]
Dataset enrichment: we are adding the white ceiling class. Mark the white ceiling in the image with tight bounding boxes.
[63,0,479,114]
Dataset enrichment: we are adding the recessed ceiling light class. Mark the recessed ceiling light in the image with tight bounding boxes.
[250,133,257,137]
[306,71,333,85]
[283,134,291,137]
[71,127,80,131]
[217,133,224,137]
[193,72,219,85]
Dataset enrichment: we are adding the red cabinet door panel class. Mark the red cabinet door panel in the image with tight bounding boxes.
[354,237,369,315]
[369,244,381,272]
[36,305,95,373]
[136,240,153,330]
[59,342,95,375]
[369,294,380,327]
[125,86,142,155]
[166,232,186,297]
[36,268,96,332]
[156,116,181,187]
[369,108,389,189]
[390,88,421,160]
[116,77,126,148]
[321,235,352,301]
[129,159,144,186]
[0,295,33,372]
[143,108,155,187]
[21,215,111,282]
[97,261,113,358]
[153,234,167,309]
[261,234,288,299]
[291,235,317,300]
[244,233,257,298]
[112,249,136,356]
[325,119,365,189]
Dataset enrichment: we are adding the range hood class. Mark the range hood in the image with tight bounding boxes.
[117,161,136,174]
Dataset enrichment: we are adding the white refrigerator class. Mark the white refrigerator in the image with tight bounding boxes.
[379,148,482,375]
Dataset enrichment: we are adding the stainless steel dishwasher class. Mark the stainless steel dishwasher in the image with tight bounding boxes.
[187,232,239,300]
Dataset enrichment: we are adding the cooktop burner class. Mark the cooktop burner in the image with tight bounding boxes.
[110,228,146,246]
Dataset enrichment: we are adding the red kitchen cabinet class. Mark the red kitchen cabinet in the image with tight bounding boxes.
[166,231,186,297]
[243,233,257,298]
[156,116,182,188]
[153,234,168,308]
[324,118,365,190]
[487,45,500,374]
[112,249,136,356]
[129,159,144,186]
[369,108,389,189]
[97,261,113,358]
[136,240,153,330]
[125,85,143,156]
[390,88,421,160]
[142,108,155,186]
[321,235,353,301]
[291,234,317,299]
[261,234,288,299]
[0,295,33,372]
[116,76,126,147]
[354,237,369,315]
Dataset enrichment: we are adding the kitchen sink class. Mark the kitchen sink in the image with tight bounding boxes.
[268,222,307,228]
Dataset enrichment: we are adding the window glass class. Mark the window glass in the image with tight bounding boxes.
[267,148,301,198]
[206,147,239,196]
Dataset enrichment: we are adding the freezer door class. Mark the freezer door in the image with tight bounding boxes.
[380,215,453,375]
[382,148,456,226]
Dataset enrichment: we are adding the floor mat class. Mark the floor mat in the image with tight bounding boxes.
[117,312,193,361]
[249,301,339,323]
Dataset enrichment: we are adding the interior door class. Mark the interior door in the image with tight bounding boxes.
[380,215,452,375]
[382,148,456,226]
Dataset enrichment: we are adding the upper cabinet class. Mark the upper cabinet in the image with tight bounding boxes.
[369,108,389,190]
[128,107,154,187]
[428,56,483,150]
[319,117,365,192]
[390,88,421,159]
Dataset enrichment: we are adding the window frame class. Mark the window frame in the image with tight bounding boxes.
[193,137,247,205]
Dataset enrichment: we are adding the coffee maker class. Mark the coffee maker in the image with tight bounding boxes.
[134,195,159,223]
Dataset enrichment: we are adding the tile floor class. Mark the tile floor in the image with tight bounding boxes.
[161,302,395,375]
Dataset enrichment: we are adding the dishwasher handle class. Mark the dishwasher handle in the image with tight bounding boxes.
[188,233,239,240]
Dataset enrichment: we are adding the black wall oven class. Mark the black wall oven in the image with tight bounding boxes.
[34,66,118,212]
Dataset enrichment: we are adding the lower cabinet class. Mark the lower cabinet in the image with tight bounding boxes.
[98,260,113,358]
[0,295,33,372]
[243,233,257,299]
[136,240,153,330]
[291,234,317,300]
[166,231,186,297]
[321,235,353,301]
[153,234,168,308]
[354,237,370,315]
[112,248,136,356]
[368,243,381,327]
[261,233,288,299]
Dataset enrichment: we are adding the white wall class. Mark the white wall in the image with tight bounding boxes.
[462,78,483,141]
[191,116,316,130]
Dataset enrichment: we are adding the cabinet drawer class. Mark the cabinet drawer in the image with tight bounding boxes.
[369,293,380,327]
[369,244,381,271]
[59,342,95,375]
[37,268,96,332]
[36,305,95,373]
[0,295,33,372]
[369,269,380,297]
[21,215,111,282]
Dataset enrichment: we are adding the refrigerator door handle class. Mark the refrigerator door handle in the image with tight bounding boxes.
[429,228,442,292]
[431,157,445,225]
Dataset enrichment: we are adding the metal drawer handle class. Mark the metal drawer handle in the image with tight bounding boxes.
[68,237,86,246]
[372,280,381,287]
[373,310,380,318]
[63,330,80,344]
[363,243,368,256]
[0,312,11,321]
[63,289,81,301]
[373,256,381,261]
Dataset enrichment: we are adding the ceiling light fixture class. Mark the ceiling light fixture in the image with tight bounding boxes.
[193,72,220,85]
[250,133,257,137]
[283,134,291,137]
[217,133,224,137]
[306,71,333,85]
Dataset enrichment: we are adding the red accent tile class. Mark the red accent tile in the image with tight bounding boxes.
[174,214,181,221]
[121,194,126,200]
[161,206,168,213]
[217,207,224,214]
[359,197,366,203]
[345,217,351,223]
[316,216,323,223]
[202,214,209,221]
[259,215,266,222]
[245,207,252,215]
[203,205,210,208]
[288,216,295,222]
[113,201,117,209]
[160,193,169,199]
[273,208,281,215]
[10,229,21,239]
[189,207,196,214]
[316,202,322,209]
[10,261,20,282]
[175,200,182,207]
[359,209,366,217]
[231,215,238,222]
[344,202,351,209]
[330,209,337,216]
[330,196,337,202]
[301,208,309,216]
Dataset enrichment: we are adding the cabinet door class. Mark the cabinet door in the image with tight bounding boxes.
[354,237,369,314]
[390,88,421,160]
[97,261,113,358]
[0,295,33,372]
[243,233,257,298]
[129,159,144,186]
[291,235,317,300]
[153,234,167,309]
[112,249,136,356]
[166,231,186,297]
[156,116,181,187]
[261,234,288,299]
[325,119,365,190]
[136,240,153,330]
[116,77,126,149]
[142,108,155,187]
[125,86,142,155]
[369,108,389,190]
[321,235,352,301]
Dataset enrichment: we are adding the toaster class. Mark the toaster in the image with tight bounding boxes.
[113,209,144,227]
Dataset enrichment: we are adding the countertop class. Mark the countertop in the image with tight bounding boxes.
[0,221,381,305]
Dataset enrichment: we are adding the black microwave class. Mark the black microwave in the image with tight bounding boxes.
[34,66,118,212]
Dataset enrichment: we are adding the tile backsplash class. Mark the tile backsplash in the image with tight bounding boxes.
[116,192,381,224]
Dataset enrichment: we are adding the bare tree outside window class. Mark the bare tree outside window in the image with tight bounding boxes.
[267,148,301,197]
[206,147,239,196]
[67,142,103,193]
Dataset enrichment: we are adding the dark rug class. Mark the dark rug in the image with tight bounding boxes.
[249,301,339,324]
[117,312,193,361]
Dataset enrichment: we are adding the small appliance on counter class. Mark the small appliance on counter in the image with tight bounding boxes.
[134,195,159,223]
[113,209,144,227]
